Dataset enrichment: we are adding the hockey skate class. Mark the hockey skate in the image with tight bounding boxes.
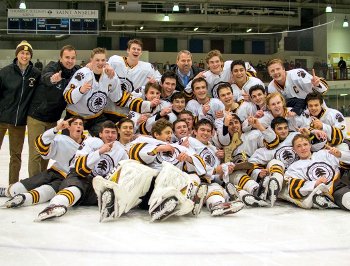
[267,177,280,207]
[150,197,178,222]
[312,193,338,209]
[2,194,25,208]
[226,183,268,207]
[36,204,67,221]
[0,187,8,197]
[192,183,208,216]
[100,189,117,222]
[210,200,244,216]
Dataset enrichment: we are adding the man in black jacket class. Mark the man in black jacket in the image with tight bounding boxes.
[171,50,203,100]
[0,40,41,187]
[27,45,80,177]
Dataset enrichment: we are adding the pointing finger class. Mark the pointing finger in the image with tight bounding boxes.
[312,68,316,77]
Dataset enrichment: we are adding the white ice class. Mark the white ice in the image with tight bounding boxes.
[1,136,350,266]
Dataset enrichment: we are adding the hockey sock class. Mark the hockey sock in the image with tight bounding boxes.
[49,186,81,207]
[341,192,350,210]
[8,182,27,197]
[21,185,56,206]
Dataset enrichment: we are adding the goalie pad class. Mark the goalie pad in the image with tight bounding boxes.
[148,161,195,218]
[93,159,158,218]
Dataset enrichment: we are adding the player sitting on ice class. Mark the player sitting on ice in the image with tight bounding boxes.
[95,119,208,222]
[281,134,350,210]
[186,119,245,216]
[36,121,128,221]
[2,116,85,208]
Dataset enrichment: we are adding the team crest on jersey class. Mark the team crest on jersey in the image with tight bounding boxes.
[336,113,344,123]
[156,147,181,166]
[75,72,85,81]
[127,111,136,118]
[199,147,216,167]
[297,70,306,78]
[87,91,108,113]
[92,154,115,177]
[307,162,334,182]
[231,153,249,164]
[118,76,135,92]
[274,146,299,168]
[212,81,228,98]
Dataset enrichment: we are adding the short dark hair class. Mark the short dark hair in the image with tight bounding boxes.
[249,84,266,96]
[151,118,173,138]
[171,92,186,102]
[194,118,214,131]
[116,117,134,129]
[161,71,177,84]
[173,119,188,129]
[305,92,324,105]
[230,60,246,71]
[191,77,207,91]
[127,39,143,50]
[271,117,288,130]
[178,110,194,118]
[60,45,76,58]
[68,115,84,125]
[217,82,232,96]
[145,82,161,94]
[99,120,117,133]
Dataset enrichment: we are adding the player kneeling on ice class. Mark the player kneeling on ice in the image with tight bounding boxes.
[187,119,245,216]
[281,134,350,209]
[36,121,128,221]
[2,117,85,208]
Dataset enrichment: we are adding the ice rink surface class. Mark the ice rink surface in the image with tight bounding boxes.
[1,136,350,266]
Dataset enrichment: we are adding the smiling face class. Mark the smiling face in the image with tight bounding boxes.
[118,121,134,144]
[218,87,234,108]
[195,124,213,144]
[91,52,106,74]
[161,77,176,98]
[145,87,161,101]
[268,62,286,84]
[17,50,31,68]
[99,127,118,143]
[207,56,223,75]
[273,122,289,141]
[60,49,77,70]
[127,43,142,61]
[155,126,173,143]
[250,89,266,106]
[178,113,194,131]
[228,117,242,134]
[267,95,285,117]
[172,98,186,113]
[193,80,208,102]
[307,99,322,117]
[174,121,189,139]
[293,137,311,160]
[231,64,247,84]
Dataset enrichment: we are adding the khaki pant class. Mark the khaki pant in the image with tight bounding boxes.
[27,116,56,177]
[0,123,26,185]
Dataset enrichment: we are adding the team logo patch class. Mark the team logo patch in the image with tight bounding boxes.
[307,162,334,182]
[156,147,180,166]
[231,153,249,164]
[212,81,228,98]
[87,91,108,113]
[93,154,115,177]
[75,72,85,81]
[118,76,134,93]
[297,70,306,78]
[274,146,299,168]
[336,113,344,123]
[199,147,216,168]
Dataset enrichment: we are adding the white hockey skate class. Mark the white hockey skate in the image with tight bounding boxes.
[226,183,268,207]
[210,200,244,216]
[267,177,280,207]
[312,193,338,209]
[192,183,208,216]
[1,194,25,208]
[100,189,118,222]
[36,204,67,221]
[150,197,178,222]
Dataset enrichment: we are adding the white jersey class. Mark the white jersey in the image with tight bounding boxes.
[63,67,122,118]
[72,137,128,178]
[186,98,224,124]
[35,128,85,176]
[249,132,300,180]
[231,76,265,101]
[304,107,347,146]
[215,118,278,163]
[285,149,350,198]
[232,101,259,122]
[108,55,161,93]
[267,68,328,100]
[187,137,221,180]
[128,136,206,176]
